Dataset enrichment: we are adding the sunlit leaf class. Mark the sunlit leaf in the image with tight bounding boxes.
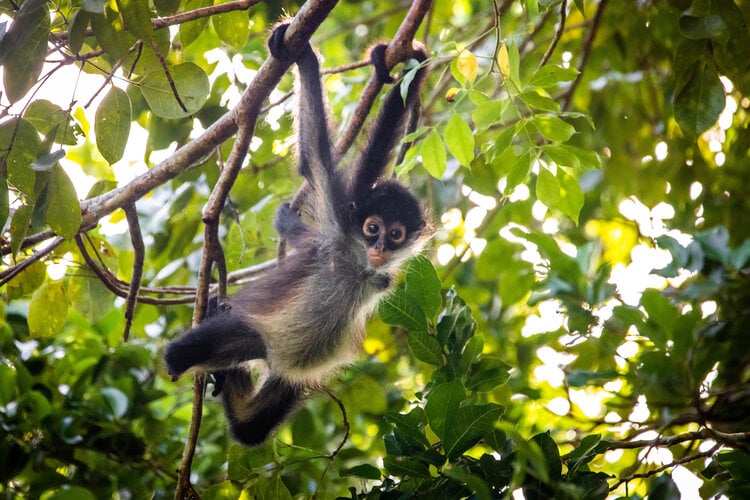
[444,113,475,167]
[420,128,447,178]
[140,63,210,119]
[28,281,68,337]
[213,9,250,49]
[673,62,724,136]
[456,50,478,85]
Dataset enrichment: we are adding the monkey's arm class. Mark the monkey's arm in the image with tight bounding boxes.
[268,25,347,234]
[164,313,267,379]
[349,45,428,202]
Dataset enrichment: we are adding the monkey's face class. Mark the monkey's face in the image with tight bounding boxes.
[362,215,407,268]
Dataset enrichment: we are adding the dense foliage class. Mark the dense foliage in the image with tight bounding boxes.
[2,0,750,498]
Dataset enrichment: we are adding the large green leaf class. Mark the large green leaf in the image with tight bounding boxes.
[213,9,250,49]
[115,0,154,41]
[407,330,444,366]
[403,256,442,319]
[378,287,428,332]
[443,403,504,459]
[425,380,465,438]
[673,62,724,136]
[140,63,210,119]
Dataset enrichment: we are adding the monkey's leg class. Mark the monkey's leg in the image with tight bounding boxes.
[222,373,305,446]
[163,313,267,380]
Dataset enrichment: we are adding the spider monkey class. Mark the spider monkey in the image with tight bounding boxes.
[164,24,430,446]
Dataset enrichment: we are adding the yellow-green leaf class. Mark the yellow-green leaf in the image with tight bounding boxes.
[536,167,561,208]
[444,113,475,167]
[213,9,250,49]
[420,129,447,179]
[28,281,69,337]
[456,50,478,85]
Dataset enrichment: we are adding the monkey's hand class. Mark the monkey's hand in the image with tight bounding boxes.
[274,202,313,245]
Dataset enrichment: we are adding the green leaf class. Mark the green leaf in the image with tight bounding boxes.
[425,380,465,438]
[384,408,430,449]
[717,449,750,479]
[178,0,211,48]
[24,99,80,145]
[466,357,511,391]
[0,0,49,103]
[140,62,210,119]
[378,287,428,332]
[0,364,17,405]
[472,100,505,131]
[679,15,729,44]
[536,167,561,207]
[531,115,576,142]
[403,255,442,319]
[420,128,447,178]
[9,204,33,259]
[518,89,560,112]
[68,9,90,54]
[45,165,82,239]
[28,281,69,337]
[339,464,382,480]
[444,113,475,167]
[115,0,154,41]
[213,9,250,49]
[407,330,444,366]
[528,64,579,88]
[443,403,504,459]
[91,7,134,60]
[96,87,132,164]
[504,148,533,193]
[673,62,725,136]
[459,334,484,371]
[383,456,431,478]
[531,431,562,481]
[557,170,584,224]
[0,119,41,197]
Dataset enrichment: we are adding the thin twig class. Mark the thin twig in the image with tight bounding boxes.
[539,0,567,68]
[123,203,144,342]
[561,0,608,111]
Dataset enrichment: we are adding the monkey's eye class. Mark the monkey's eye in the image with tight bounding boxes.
[388,223,407,245]
[363,217,382,237]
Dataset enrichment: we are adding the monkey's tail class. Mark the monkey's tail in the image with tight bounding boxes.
[221,372,306,446]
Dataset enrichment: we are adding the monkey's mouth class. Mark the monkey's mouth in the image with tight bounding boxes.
[367,248,390,268]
